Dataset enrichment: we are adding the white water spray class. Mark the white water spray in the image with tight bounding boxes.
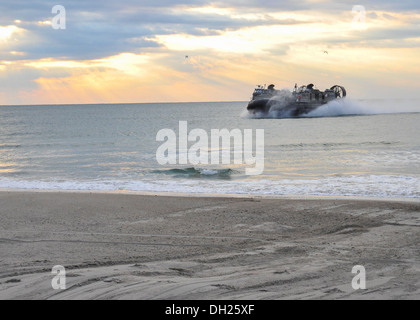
[242,97,420,119]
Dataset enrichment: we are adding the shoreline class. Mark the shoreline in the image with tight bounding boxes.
[1,188,419,203]
[1,191,419,300]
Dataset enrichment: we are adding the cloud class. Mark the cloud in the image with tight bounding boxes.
[1,1,419,61]
[0,1,419,104]
[0,0,320,61]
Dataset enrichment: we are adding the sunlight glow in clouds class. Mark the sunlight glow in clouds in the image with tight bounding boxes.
[0,1,420,105]
[182,5,269,21]
[24,53,160,79]
[0,25,19,41]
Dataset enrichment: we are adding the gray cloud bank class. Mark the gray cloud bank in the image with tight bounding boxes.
[0,0,419,61]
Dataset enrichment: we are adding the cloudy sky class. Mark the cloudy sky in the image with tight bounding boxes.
[0,0,419,105]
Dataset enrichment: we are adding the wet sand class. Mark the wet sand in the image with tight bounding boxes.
[0,191,419,300]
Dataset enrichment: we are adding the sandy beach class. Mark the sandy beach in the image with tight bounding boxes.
[0,191,419,300]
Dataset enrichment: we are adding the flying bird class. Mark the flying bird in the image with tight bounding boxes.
[323,51,329,54]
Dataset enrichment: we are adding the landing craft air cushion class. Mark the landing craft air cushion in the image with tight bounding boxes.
[247,83,346,117]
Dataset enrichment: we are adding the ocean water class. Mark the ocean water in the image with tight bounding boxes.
[0,99,419,198]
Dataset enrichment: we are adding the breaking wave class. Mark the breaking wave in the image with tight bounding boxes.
[151,167,238,179]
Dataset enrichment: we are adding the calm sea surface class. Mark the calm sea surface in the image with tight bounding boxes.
[0,100,419,198]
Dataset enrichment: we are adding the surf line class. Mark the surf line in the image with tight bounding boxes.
[156,121,265,176]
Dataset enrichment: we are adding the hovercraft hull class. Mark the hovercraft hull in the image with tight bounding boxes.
[246,83,346,118]
[247,99,325,117]
[246,99,272,113]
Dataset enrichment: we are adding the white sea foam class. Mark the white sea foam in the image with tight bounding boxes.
[1,175,418,199]
[199,169,219,175]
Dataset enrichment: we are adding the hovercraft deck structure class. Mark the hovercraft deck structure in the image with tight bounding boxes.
[247,83,346,116]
